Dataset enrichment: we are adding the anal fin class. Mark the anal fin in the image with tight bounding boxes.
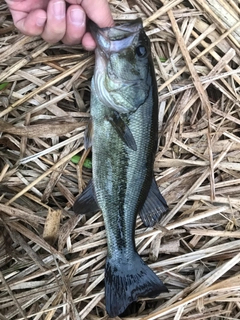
[140,179,168,227]
[73,180,99,216]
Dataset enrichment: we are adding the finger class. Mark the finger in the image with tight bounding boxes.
[66,0,114,28]
[41,0,66,43]
[5,0,48,12]
[10,9,47,36]
[61,5,86,45]
[82,0,114,27]
[82,32,96,51]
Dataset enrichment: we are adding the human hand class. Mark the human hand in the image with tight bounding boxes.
[5,0,114,49]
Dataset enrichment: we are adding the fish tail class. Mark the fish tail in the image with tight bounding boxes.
[105,252,168,317]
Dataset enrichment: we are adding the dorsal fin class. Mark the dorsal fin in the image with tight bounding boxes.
[73,180,99,216]
[84,119,93,150]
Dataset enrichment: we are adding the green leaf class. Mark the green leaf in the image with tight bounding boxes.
[71,155,92,169]
[159,57,167,63]
[0,82,9,90]
[71,155,81,164]
[83,158,92,169]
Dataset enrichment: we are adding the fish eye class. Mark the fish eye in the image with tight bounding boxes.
[135,45,147,58]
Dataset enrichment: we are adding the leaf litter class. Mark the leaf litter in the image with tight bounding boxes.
[0,0,240,319]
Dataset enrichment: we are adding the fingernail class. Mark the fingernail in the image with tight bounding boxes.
[36,16,46,27]
[70,8,85,26]
[53,1,65,20]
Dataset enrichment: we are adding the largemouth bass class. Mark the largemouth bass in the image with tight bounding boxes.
[74,18,168,317]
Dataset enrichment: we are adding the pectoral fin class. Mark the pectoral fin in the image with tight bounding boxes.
[106,111,137,151]
[73,180,100,216]
[140,179,168,227]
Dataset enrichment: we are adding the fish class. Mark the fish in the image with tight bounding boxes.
[73,18,168,317]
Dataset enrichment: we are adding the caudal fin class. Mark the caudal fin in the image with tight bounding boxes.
[105,252,168,317]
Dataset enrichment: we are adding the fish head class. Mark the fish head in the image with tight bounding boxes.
[90,19,153,114]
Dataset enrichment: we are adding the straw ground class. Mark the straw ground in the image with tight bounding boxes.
[0,0,240,319]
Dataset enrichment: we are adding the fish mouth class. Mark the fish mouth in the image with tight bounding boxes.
[89,18,143,54]
[90,19,146,114]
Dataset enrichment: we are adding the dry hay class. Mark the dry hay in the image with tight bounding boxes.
[0,0,240,319]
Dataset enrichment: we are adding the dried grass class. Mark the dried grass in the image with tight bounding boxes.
[0,0,240,319]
